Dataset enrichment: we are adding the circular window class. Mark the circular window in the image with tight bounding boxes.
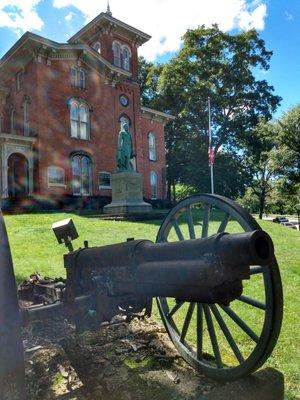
[120,94,129,107]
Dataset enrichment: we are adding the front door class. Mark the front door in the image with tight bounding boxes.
[7,153,29,197]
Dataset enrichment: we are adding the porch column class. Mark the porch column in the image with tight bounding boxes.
[1,163,8,198]
[28,155,34,196]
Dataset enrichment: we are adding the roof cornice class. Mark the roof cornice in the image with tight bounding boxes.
[68,12,151,45]
[0,32,132,79]
[141,106,175,121]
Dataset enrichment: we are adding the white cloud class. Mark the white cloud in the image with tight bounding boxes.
[65,11,75,22]
[0,0,44,36]
[54,0,268,61]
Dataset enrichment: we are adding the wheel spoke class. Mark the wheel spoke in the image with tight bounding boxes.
[180,302,195,343]
[220,305,259,343]
[167,301,185,318]
[210,305,244,364]
[238,295,266,310]
[186,206,196,239]
[201,204,210,238]
[217,212,230,233]
[203,304,222,368]
[197,303,203,359]
[250,266,264,275]
[171,219,184,241]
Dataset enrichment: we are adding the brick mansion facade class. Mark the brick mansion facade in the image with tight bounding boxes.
[0,9,173,209]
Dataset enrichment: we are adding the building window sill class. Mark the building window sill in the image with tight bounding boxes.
[48,183,67,188]
[99,186,112,190]
[71,85,87,91]
[70,136,90,141]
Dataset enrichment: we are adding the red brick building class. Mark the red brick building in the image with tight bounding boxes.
[0,9,173,209]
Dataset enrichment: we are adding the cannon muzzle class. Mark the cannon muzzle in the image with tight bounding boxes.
[71,229,273,305]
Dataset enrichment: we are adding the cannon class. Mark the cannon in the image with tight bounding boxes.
[0,194,283,399]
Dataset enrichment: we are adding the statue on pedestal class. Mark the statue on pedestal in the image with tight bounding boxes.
[104,120,152,215]
[116,121,134,172]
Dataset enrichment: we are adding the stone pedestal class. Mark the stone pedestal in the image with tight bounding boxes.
[104,172,152,215]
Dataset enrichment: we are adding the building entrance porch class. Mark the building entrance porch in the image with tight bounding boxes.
[0,134,36,200]
[7,153,29,198]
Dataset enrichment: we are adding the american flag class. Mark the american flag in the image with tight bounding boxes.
[208,147,215,166]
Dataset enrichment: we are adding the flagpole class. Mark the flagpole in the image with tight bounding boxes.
[208,97,214,194]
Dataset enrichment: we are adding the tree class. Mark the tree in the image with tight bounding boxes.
[139,26,281,199]
[276,104,300,191]
[240,120,279,218]
[138,56,163,108]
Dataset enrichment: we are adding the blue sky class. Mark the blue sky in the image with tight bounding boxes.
[0,0,299,118]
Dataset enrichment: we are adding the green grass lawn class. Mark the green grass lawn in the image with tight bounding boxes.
[3,212,300,399]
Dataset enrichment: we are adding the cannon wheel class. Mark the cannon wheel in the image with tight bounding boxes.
[156,194,283,381]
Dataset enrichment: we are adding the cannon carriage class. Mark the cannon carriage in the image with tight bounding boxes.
[0,194,283,399]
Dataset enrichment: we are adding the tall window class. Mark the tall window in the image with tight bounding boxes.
[92,42,101,54]
[16,71,23,91]
[70,100,90,140]
[10,109,15,134]
[23,99,29,136]
[71,155,92,195]
[71,67,86,89]
[150,171,158,199]
[112,42,121,67]
[148,132,157,161]
[122,46,131,71]
[0,114,2,134]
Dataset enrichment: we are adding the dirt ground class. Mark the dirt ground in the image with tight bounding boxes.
[24,317,218,400]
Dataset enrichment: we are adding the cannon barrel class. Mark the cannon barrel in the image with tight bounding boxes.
[71,229,274,305]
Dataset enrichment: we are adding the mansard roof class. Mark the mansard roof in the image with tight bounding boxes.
[68,12,151,46]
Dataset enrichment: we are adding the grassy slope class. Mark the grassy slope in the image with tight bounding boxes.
[3,213,300,399]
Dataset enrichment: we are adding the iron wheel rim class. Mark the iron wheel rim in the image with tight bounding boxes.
[156,194,283,380]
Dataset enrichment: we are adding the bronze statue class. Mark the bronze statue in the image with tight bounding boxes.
[117,121,134,171]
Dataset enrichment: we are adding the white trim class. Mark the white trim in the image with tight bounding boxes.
[92,41,101,54]
[0,141,34,198]
[121,44,132,57]
[0,133,36,143]
[67,12,151,44]
[71,154,92,196]
[141,106,175,120]
[0,33,132,80]
[69,98,90,140]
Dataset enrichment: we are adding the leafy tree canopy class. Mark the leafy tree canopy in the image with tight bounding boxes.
[139,25,281,200]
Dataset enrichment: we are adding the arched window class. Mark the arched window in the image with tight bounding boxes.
[70,100,90,139]
[71,67,86,89]
[150,171,158,199]
[79,69,85,89]
[122,46,131,71]
[71,154,92,195]
[119,114,131,130]
[148,132,156,161]
[70,101,79,138]
[23,98,29,136]
[92,42,101,54]
[79,104,89,139]
[112,42,121,67]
